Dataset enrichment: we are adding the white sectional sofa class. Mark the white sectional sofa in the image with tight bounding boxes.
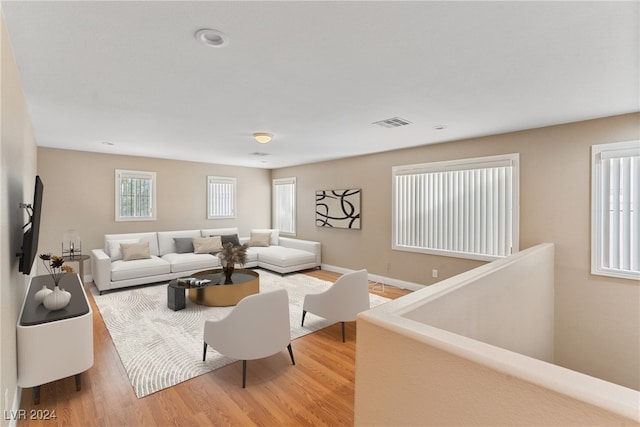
[90,228,321,294]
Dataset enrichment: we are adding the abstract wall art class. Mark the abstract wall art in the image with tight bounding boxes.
[315,189,361,229]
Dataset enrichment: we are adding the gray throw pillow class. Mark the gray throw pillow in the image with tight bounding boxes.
[174,237,194,253]
[220,234,240,246]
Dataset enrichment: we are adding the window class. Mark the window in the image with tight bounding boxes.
[273,177,296,235]
[591,141,640,280]
[208,176,236,219]
[392,154,519,261]
[115,169,156,221]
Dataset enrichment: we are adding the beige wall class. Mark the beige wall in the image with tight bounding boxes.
[36,148,272,278]
[273,113,640,390]
[0,10,39,426]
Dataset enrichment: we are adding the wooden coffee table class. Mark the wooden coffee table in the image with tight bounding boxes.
[168,268,259,309]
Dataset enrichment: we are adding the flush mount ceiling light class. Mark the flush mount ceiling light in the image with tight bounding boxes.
[253,132,273,144]
[195,29,229,48]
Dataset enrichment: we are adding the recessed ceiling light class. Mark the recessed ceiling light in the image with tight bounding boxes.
[195,29,229,48]
[433,125,447,130]
[253,132,273,144]
[101,141,114,146]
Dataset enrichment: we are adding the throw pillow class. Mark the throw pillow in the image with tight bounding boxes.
[174,237,194,254]
[249,231,271,247]
[120,242,151,261]
[193,236,222,254]
[219,234,240,246]
[251,228,279,245]
[107,238,140,261]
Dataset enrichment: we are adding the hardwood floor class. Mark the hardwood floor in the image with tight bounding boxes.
[17,270,410,427]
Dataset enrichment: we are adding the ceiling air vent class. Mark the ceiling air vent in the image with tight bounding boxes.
[373,117,412,128]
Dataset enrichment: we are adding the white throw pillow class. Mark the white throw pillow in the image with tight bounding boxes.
[193,236,223,254]
[107,238,140,261]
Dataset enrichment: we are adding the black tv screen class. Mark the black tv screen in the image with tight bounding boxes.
[19,176,43,275]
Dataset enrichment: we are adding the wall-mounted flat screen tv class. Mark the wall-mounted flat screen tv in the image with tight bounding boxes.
[18,176,43,275]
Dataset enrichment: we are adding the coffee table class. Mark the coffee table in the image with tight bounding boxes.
[167,268,259,310]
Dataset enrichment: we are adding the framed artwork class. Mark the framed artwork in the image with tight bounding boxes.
[315,189,361,229]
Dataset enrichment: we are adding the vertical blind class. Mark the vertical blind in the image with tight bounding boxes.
[273,177,296,234]
[593,142,640,279]
[208,176,236,219]
[393,154,518,260]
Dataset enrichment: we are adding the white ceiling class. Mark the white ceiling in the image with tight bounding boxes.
[2,1,638,169]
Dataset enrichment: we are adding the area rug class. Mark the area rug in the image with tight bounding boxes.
[91,269,390,398]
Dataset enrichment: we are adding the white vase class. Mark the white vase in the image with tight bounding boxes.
[43,286,71,310]
[34,285,52,305]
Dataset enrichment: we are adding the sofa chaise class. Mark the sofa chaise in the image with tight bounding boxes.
[90,228,321,294]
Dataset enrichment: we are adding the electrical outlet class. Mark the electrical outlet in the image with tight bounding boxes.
[432,269,438,278]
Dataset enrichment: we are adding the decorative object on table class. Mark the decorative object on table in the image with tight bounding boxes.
[316,189,361,229]
[216,242,249,284]
[33,285,52,304]
[62,229,82,259]
[39,253,75,310]
[43,285,72,310]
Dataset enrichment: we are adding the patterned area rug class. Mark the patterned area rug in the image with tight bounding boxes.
[91,269,389,398]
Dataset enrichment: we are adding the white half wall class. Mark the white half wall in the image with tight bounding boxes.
[354,243,640,426]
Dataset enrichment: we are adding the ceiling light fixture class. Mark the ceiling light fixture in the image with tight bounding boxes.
[433,125,447,130]
[195,29,229,48]
[253,132,273,144]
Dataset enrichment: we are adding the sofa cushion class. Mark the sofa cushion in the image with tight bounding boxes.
[105,232,160,257]
[249,231,271,247]
[257,246,316,268]
[201,227,239,238]
[121,242,151,261]
[162,253,219,273]
[220,234,240,246]
[157,230,201,256]
[111,256,170,281]
[106,238,140,261]
[193,236,222,254]
[251,228,279,245]
[174,237,194,253]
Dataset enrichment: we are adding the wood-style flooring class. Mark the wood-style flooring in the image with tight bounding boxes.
[16,269,411,427]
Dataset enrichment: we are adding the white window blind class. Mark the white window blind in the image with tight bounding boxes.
[592,141,640,280]
[392,154,519,261]
[208,176,236,219]
[273,177,296,235]
[115,169,156,221]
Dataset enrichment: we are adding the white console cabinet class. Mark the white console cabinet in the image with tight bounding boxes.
[17,274,93,404]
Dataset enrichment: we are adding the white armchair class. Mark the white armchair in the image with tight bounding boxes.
[301,269,370,342]
[203,288,295,388]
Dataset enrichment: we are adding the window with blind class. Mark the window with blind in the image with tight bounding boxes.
[591,141,640,280]
[392,154,519,261]
[115,169,156,221]
[207,176,236,219]
[273,177,296,235]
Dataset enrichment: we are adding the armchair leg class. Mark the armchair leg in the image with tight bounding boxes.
[287,343,295,365]
[202,342,208,361]
[301,310,307,327]
[341,322,346,343]
[242,360,247,388]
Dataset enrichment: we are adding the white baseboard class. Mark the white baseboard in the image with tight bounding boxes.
[321,264,425,291]
[4,386,21,427]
